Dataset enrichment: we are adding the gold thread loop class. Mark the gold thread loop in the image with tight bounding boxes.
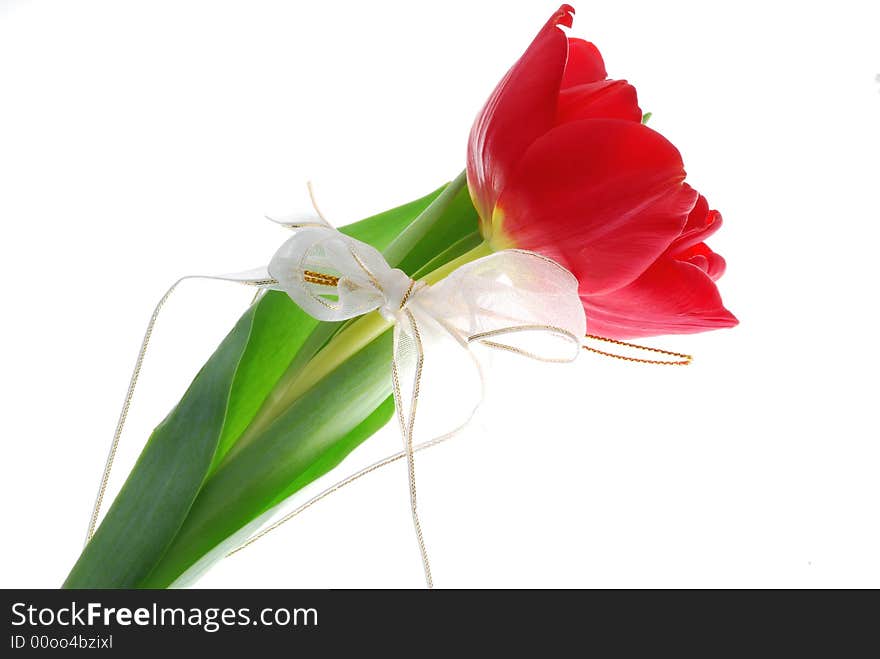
[582,334,692,366]
[302,270,340,286]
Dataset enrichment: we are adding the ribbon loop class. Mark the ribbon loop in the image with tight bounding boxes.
[268,226,398,321]
[420,249,586,362]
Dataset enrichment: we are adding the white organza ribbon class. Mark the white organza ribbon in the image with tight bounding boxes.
[264,220,586,587]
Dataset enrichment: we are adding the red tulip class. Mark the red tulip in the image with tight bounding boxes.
[467,4,737,339]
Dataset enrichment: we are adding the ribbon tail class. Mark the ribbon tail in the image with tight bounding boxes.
[391,308,433,588]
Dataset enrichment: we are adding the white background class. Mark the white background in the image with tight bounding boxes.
[1,0,878,588]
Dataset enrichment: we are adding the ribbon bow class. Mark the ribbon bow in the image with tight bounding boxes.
[265,220,586,587]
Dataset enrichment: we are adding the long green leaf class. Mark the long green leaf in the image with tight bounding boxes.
[210,293,319,469]
[140,333,395,588]
[384,170,468,268]
[63,306,256,588]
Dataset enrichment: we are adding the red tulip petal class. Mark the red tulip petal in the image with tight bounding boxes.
[686,254,710,272]
[557,79,642,124]
[495,118,698,295]
[561,38,607,88]
[669,190,723,252]
[582,256,738,339]
[708,253,727,280]
[675,242,727,280]
[467,5,574,222]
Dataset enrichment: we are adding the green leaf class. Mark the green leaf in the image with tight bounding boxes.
[411,231,482,280]
[210,293,319,469]
[343,184,449,250]
[140,332,395,588]
[383,170,469,268]
[63,306,257,588]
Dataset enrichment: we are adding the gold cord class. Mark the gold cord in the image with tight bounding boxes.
[398,279,418,309]
[303,270,340,286]
[583,334,692,365]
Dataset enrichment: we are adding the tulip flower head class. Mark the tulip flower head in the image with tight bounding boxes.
[467,4,737,339]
